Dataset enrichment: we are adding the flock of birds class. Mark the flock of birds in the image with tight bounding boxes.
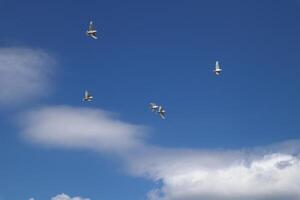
[83,21,223,120]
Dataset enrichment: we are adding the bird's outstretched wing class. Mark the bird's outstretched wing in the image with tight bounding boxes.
[158,106,166,119]
[215,61,220,70]
[91,34,98,39]
[88,21,95,31]
[159,112,166,119]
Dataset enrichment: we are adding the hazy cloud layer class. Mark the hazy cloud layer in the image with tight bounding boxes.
[21,105,145,153]
[0,47,54,105]
[51,193,90,200]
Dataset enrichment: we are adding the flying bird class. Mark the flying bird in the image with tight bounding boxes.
[213,61,222,75]
[149,103,166,119]
[83,90,93,102]
[86,21,98,39]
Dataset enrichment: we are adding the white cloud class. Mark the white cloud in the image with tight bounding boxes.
[128,142,300,200]
[51,193,90,200]
[0,47,55,105]
[20,105,146,153]
[19,105,300,200]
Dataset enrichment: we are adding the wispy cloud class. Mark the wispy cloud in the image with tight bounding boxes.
[20,105,300,200]
[51,193,90,200]
[0,47,55,106]
[20,105,146,153]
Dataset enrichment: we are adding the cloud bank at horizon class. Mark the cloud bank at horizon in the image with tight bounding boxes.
[20,105,300,200]
[129,144,300,200]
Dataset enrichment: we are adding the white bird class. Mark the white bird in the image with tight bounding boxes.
[86,21,98,39]
[83,90,93,102]
[149,103,166,119]
[213,61,222,75]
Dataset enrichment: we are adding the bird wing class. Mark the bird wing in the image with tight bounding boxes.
[88,21,95,31]
[215,61,220,70]
[158,106,163,112]
[159,112,166,119]
[91,34,98,39]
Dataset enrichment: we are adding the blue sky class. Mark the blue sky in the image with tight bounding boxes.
[0,1,300,200]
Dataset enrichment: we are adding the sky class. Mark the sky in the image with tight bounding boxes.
[0,0,300,200]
